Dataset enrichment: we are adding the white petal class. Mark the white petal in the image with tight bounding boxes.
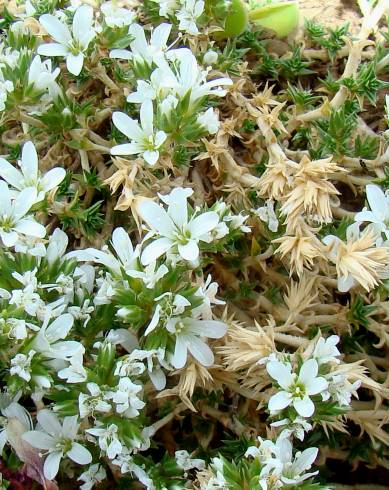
[66,53,84,76]
[21,141,38,180]
[268,391,292,411]
[165,187,192,228]
[354,210,379,223]
[293,396,315,417]
[187,335,214,366]
[149,368,166,390]
[188,212,219,239]
[13,187,37,218]
[292,447,318,474]
[141,237,173,265]
[266,361,293,390]
[67,442,92,465]
[39,14,72,44]
[37,43,69,57]
[62,415,79,439]
[72,5,94,46]
[112,112,144,141]
[22,430,55,450]
[298,359,318,386]
[306,376,328,396]
[0,158,23,188]
[0,181,12,214]
[109,49,132,60]
[187,319,227,338]
[143,150,159,166]
[140,99,153,134]
[151,23,171,47]
[172,335,188,369]
[178,240,199,261]
[112,227,134,264]
[44,450,62,480]
[366,184,386,215]
[111,143,142,156]
[41,168,66,191]
[45,313,74,343]
[37,409,62,436]
[138,199,176,237]
[338,274,354,292]
[14,219,46,238]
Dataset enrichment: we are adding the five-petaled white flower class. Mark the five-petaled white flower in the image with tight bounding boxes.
[28,55,61,97]
[0,141,65,202]
[0,181,46,247]
[38,5,96,76]
[111,100,167,166]
[267,359,328,417]
[22,410,92,480]
[139,187,220,264]
[312,335,341,365]
[110,23,172,67]
[355,184,389,240]
[101,2,135,28]
[78,464,107,490]
[176,0,205,35]
[166,316,227,368]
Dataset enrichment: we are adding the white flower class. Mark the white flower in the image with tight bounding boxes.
[73,227,140,276]
[127,66,177,104]
[86,423,122,459]
[38,5,96,76]
[326,373,361,407]
[57,354,87,383]
[79,383,112,418]
[0,141,65,202]
[162,51,232,107]
[101,2,135,28]
[78,464,107,490]
[139,187,220,264]
[0,182,46,247]
[270,417,312,441]
[153,0,179,17]
[28,55,61,97]
[144,292,191,335]
[247,435,319,487]
[0,398,33,454]
[32,313,83,361]
[175,450,205,471]
[176,0,205,35]
[128,261,169,289]
[193,275,225,320]
[22,410,92,480]
[267,359,328,417]
[254,200,279,232]
[110,23,172,67]
[197,108,220,135]
[166,316,227,368]
[355,184,389,240]
[111,100,167,166]
[10,350,36,382]
[46,228,68,265]
[106,377,145,418]
[313,335,341,365]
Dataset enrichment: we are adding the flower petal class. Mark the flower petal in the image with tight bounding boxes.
[293,396,315,417]
[268,391,291,411]
[21,141,38,181]
[66,52,84,76]
[112,112,144,141]
[0,157,23,189]
[39,14,72,44]
[44,450,62,480]
[141,237,173,265]
[187,335,214,366]
[37,409,62,436]
[172,335,188,369]
[138,199,175,237]
[41,168,66,192]
[37,43,69,57]
[366,184,386,215]
[72,5,94,47]
[188,211,219,239]
[22,430,55,450]
[14,219,46,238]
[143,150,159,166]
[266,361,293,390]
[67,442,92,465]
[298,359,318,386]
[186,319,227,338]
[178,240,199,261]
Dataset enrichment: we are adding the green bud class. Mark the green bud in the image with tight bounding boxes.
[214,0,249,39]
[249,1,299,38]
